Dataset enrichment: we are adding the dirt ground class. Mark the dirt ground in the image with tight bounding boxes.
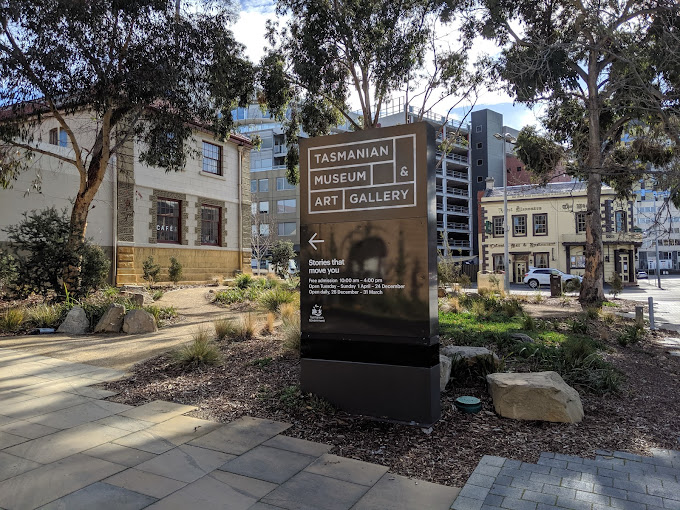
[0,287,259,371]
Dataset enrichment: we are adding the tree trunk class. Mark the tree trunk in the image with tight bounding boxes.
[63,193,90,293]
[579,50,605,307]
[580,170,605,306]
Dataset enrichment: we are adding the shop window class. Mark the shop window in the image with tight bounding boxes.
[512,215,527,236]
[570,254,586,269]
[201,205,221,246]
[157,198,181,243]
[202,141,222,175]
[533,214,547,235]
[534,252,549,268]
[493,254,505,272]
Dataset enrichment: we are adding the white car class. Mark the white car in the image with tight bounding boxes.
[523,268,582,289]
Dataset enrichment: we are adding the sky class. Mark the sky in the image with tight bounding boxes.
[233,1,541,131]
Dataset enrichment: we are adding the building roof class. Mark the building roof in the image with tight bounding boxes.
[482,181,614,199]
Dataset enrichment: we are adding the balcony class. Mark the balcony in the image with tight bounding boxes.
[273,144,288,156]
[447,170,468,181]
[446,205,469,214]
[447,188,469,198]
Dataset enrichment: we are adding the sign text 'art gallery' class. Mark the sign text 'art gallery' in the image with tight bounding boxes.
[307,136,417,214]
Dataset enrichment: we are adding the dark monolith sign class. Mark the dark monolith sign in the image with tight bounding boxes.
[299,122,440,425]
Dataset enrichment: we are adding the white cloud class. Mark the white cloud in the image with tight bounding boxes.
[234,3,276,63]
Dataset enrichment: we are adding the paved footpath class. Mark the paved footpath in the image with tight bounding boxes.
[0,347,460,510]
[453,451,680,510]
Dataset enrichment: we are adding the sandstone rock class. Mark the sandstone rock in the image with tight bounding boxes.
[439,354,452,392]
[94,303,126,333]
[56,306,89,335]
[121,292,144,307]
[486,371,584,423]
[122,309,157,334]
[441,346,500,367]
[509,333,535,344]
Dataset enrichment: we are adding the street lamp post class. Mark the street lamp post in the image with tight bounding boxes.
[494,132,517,293]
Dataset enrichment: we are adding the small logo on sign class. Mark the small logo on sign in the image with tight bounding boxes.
[309,304,325,323]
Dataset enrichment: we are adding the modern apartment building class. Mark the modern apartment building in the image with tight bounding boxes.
[634,193,680,272]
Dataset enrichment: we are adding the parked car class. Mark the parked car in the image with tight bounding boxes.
[523,268,582,289]
[637,270,648,279]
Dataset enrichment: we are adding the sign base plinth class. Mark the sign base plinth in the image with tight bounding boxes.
[300,358,441,426]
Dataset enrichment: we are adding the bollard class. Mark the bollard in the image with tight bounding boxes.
[635,306,644,327]
[648,296,655,330]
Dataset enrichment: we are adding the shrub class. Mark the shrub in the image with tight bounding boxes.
[282,311,301,355]
[520,313,536,331]
[271,240,295,278]
[563,278,581,294]
[144,305,176,326]
[282,277,300,291]
[570,315,588,334]
[501,298,523,318]
[0,308,25,332]
[0,251,18,293]
[261,312,275,335]
[617,324,645,346]
[152,290,164,301]
[214,318,238,341]
[168,257,183,284]
[280,302,299,324]
[455,273,472,290]
[1,208,109,297]
[532,291,544,304]
[259,287,297,313]
[27,303,66,328]
[172,328,221,368]
[214,288,245,305]
[237,313,258,340]
[601,311,616,325]
[234,273,254,289]
[584,307,599,320]
[440,296,462,314]
[142,256,161,285]
[470,300,489,319]
[609,271,623,298]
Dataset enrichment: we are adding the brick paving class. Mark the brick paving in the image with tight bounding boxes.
[451,451,680,510]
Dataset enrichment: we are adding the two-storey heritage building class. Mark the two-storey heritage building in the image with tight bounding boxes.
[478,181,642,284]
[0,111,253,285]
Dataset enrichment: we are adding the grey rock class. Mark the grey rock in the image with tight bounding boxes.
[57,306,89,334]
[441,345,501,367]
[509,333,535,344]
[94,303,126,333]
[122,309,157,334]
[439,354,452,392]
[487,371,584,423]
[121,292,144,307]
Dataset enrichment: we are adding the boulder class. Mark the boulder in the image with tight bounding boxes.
[486,371,584,423]
[94,303,126,333]
[439,354,452,392]
[57,306,89,335]
[122,309,157,334]
[509,333,535,344]
[121,292,145,307]
[441,346,500,368]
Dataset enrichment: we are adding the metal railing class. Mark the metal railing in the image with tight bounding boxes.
[448,188,468,197]
[447,170,468,180]
[447,205,469,214]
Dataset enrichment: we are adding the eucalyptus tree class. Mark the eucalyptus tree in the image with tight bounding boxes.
[0,0,253,286]
[461,0,680,306]
[258,0,480,184]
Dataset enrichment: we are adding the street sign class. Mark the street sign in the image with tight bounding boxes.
[299,123,439,425]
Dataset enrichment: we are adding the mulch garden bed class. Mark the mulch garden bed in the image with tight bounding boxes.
[104,319,680,488]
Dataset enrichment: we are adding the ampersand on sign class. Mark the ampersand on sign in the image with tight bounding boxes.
[400,166,409,177]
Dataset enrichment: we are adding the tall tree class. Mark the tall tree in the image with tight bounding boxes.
[464,0,680,306]
[0,0,253,287]
[258,0,480,184]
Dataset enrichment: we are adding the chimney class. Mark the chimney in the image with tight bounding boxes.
[485,177,495,190]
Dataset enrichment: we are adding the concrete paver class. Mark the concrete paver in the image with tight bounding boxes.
[0,346,461,510]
